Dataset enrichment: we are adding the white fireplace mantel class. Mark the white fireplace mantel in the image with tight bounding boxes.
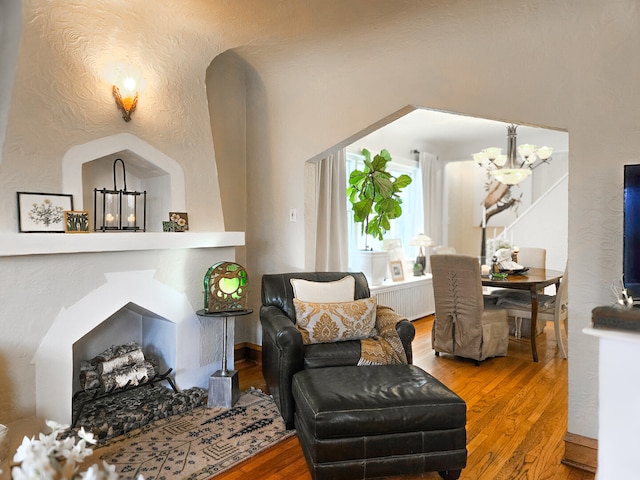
[0,231,244,256]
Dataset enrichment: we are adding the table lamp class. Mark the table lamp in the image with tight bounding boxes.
[204,261,249,312]
[410,234,434,276]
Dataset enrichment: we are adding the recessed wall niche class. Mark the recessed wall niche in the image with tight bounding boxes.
[82,152,169,232]
[62,133,186,233]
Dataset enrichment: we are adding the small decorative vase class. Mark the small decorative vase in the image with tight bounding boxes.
[414,255,426,276]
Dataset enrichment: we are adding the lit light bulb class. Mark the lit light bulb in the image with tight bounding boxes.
[490,168,532,185]
[122,76,137,96]
[483,147,502,161]
[518,144,536,160]
[537,146,553,160]
[473,151,489,165]
[494,154,508,167]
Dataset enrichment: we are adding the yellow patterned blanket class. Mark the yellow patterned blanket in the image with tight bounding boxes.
[358,305,408,366]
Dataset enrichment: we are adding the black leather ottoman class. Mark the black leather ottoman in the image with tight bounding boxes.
[292,364,467,480]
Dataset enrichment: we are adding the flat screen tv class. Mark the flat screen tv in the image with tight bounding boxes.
[624,164,640,304]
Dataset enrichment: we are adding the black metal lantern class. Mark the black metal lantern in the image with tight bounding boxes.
[94,158,146,232]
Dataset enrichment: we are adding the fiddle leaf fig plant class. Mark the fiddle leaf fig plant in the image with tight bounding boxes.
[347,148,412,249]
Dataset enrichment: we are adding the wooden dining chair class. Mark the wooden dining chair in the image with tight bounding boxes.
[485,247,547,312]
[516,247,546,269]
[495,265,568,359]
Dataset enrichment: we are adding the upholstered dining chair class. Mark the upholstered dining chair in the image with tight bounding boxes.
[260,271,416,428]
[516,247,546,269]
[495,265,568,359]
[486,247,548,337]
[433,246,457,255]
[430,254,510,364]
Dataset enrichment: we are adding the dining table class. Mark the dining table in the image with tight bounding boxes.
[482,267,564,362]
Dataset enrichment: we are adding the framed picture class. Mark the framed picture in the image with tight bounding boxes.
[389,260,404,282]
[169,212,189,232]
[162,221,177,232]
[17,192,73,233]
[64,210,90,233]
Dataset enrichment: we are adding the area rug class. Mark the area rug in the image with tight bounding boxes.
[87,389,296,479]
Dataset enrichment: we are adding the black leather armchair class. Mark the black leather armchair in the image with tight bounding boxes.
[260,271,415,428]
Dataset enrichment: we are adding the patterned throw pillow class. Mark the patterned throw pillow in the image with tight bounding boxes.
[293,296,377,344]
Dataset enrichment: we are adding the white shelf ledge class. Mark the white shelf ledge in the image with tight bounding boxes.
[0,231,245,257]
[584,326,640,345]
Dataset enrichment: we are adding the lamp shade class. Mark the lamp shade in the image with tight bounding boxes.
[490,168,532,185]
[204,262,249,313]
[537,146,553,160]
[483,147,502,160]
[410,234,435,248]
[517,143,536,159]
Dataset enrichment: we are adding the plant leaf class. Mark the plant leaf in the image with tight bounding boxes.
[378,149,392,163]
[377,197,397,214]
[349,170,366,185]
[380,214,391,232]
[392,202,402,218]
[347,187,359,203]
[367,220,383,240]
[353,198,373,222]
[372,174,393,197]
[394,174,413,189]
[371,154,389,172]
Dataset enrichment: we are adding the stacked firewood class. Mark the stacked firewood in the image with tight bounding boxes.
[80,342,157,393]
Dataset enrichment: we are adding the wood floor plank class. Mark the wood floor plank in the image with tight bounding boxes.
[215,316,594,480]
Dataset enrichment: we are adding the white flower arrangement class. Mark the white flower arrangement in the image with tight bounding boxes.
[0,420,142,480]
[485,237,513,262]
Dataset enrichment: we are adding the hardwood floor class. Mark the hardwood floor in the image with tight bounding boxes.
[220,317,595,480]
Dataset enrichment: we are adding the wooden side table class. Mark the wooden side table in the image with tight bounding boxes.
[196,308,252,408]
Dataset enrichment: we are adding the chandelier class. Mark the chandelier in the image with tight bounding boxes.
[472,124,553,185]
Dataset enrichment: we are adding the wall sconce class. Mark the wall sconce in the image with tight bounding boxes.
[94,158,146,231]
[112,76,138,122]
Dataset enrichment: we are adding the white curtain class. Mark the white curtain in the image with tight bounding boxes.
[419,152,444,246]
[307,149,348,271]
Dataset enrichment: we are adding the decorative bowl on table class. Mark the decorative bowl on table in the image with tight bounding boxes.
[499,267,529,275]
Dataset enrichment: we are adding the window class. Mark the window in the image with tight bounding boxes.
[346,152,423,269]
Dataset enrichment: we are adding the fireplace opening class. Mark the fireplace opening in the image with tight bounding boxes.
[36,269,225,427]
[71,340,206,442]
[72,302,177,392]
[69,303,207,442]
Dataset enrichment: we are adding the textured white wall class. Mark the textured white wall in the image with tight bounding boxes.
[231,0,640,443]
[0,0,21,159]
[445,161,482,256]
[1,0,230,232]
[206,52,253,342]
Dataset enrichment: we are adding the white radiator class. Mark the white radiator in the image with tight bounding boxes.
[369,275,435,321]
